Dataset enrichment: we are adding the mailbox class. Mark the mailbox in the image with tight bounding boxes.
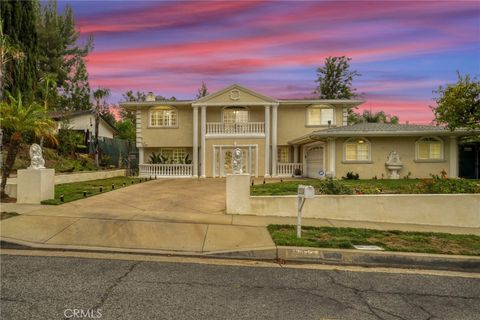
[298,185,315,199]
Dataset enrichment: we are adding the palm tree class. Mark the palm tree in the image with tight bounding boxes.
[92,88,110,166]
[0,93,57,199]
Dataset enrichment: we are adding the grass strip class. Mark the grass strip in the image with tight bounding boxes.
[41,176,148,205]
[268,224,480,256]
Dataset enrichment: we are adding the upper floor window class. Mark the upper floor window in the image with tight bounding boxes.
[344,138,371,162]
[306,105,334,126]
[416,137,443,160]
[150,106,177,127]
[223,107,248,123]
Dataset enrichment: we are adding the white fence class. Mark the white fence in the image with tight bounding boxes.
[206,122,265,135]
[139,164,193,177]
[277,163,303,177]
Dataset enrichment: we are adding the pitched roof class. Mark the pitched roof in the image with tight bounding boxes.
[288,123,467,144]
[50,110,119,134]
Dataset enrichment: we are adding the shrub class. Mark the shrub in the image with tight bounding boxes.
[415,176,480,194]
[317,178,354,195]
[342,171,359,180]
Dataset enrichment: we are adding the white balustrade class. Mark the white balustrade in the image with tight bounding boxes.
[139,164,193,177]
[206,122,265,135]
[277,163,303,177]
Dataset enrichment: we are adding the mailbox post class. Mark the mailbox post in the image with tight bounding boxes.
[297,185,315,238]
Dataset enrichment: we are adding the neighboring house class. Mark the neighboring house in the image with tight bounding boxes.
[120,84,468,179]
[51,110,118,139]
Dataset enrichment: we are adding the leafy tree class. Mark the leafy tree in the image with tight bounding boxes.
[196,82,209,99]
[0,93,57,198]
[92,88,110,166]
[0,0,39,102]
[432,73,480,132]
[116,119,135,141]
[349,110,399,125]
[315,56,361,99]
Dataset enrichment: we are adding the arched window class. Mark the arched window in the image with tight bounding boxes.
[306,105,334,126]
[343,138,371,162]
[416,137,443,160]
[149,106,177,127]
[223,107,249,123]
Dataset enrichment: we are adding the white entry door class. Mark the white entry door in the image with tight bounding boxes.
[306,146,324,178]
[214,145,258,177]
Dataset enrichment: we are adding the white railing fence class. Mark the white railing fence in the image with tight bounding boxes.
[139,164,193,177]
[206,122,265,135]
[277,163,303,177]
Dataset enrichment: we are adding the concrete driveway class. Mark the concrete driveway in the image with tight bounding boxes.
[0,178,276,254]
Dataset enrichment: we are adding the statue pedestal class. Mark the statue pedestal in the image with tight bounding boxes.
[226,174,250,214]
[17,169,55,204]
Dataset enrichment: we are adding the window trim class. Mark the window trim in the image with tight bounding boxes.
[222,106,250,123]
[148,106,179,128]
[305,105,335,127]
[415,136,444,162]
[342,137,372,163]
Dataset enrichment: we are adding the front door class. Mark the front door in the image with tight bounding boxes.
[214,145,258,177]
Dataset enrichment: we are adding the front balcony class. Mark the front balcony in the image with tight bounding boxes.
[139,164,193,178]
[206,122,265,137]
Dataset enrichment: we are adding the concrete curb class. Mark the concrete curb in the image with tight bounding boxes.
[276,246,480,273]
[2,238,479,273]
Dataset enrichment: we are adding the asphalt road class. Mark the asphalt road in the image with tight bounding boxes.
[1,253,479,320]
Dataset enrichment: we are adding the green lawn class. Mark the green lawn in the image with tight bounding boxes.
[41,176,146,205]
[251,179,480,195]
[268,225,480,256]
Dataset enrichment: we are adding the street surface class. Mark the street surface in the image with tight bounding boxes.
[1,251,479,320]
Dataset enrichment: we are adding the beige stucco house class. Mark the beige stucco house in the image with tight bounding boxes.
[120,84,464,179]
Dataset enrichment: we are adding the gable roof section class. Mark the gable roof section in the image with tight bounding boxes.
[193,84,278,106]
[50,110,119,134]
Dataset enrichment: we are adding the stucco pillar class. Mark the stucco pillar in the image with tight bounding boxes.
[327,139,336,178]
[264,105,271,177]
[449,136,459,178]
[138,147,144,165]
[293,145,299,163]
[192,106,199,177]
[200,106,207,178]
[271,105,278,176]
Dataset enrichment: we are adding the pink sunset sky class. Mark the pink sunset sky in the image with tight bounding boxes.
[62,0,479,124]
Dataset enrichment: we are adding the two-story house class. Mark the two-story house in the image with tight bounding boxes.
[121,84,464,179]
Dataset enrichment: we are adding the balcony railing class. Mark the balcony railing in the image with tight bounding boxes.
[206,122,265,136]
[139,164,193,177]
[277,163,303,177]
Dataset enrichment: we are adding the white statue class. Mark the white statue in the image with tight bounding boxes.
[28,143,46,170]
[232,148,243,174]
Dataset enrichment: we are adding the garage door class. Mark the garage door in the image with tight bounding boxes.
[306,146,324,178]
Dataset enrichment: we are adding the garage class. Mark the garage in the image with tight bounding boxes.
[306,146,324,178]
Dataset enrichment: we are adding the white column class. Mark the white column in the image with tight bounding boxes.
[271,105,278,176]
[449,136,458,178]
[264,105,271,177]
[138,147,144,165]
[192,107,199,177]
[200,106,207,178]
[328,139,336,178]
[302,145,307,177]
[293,145,299,163]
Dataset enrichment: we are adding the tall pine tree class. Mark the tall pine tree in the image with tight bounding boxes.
[0,0,39,102]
